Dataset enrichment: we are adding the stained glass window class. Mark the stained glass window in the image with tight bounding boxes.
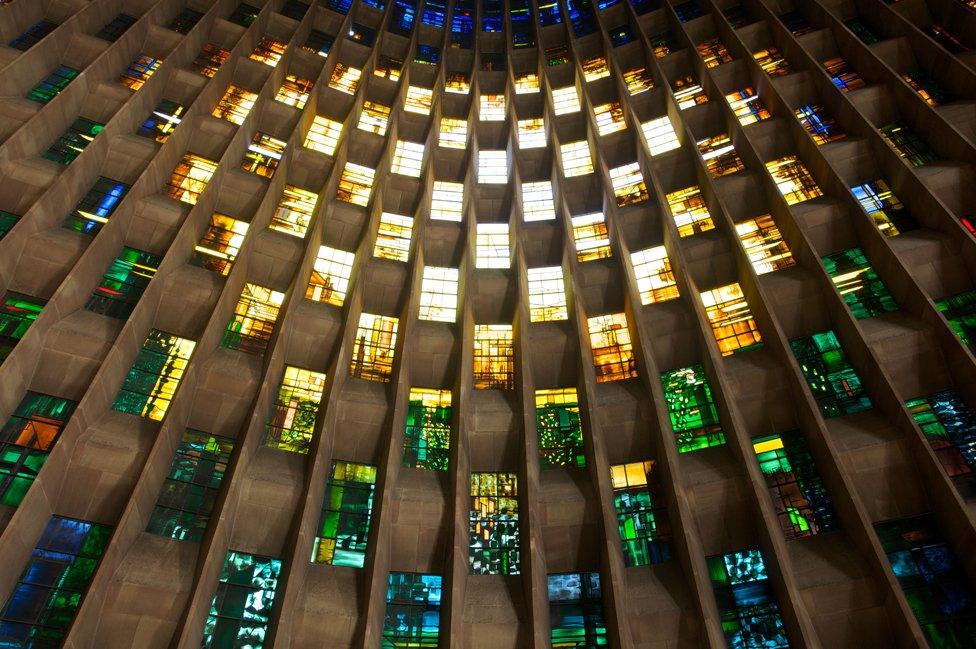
[552,86,581,115]
[698,38,733,68]
[303,29,335,57]
[192,43,230,77]
[439,117,467,149]
[642,116,681,155]
[359,101,390,135]
[536,388,584,468]
[229,3,260,26]
[698,134,744,177]
[623,67,654,95]
[822,248,898,319]
[473,324,514,389]
[202,551,281,648]
[795,104,844,145]
[754,431,837,539]
[194,213,248,276]
[146,429,234,542]
[594,102,627,135]
[404,388,451,471]
[350,314,398,382]
[0,516,110,646]
[212,85,257,125]
[476,223,509,268]
[222,283,284,355]
[43,117,103,165]
[588,314,636,382]
[249,37,287,67]
[418,267,458,323]
[667,185,714,237]
[609,163,648,206]
[701,283,763,355]
[271,185,318,237]
[391,141,425,177]
[824,57,865,92]
[632,246,679,305]
[906,390,976,502]
[405,86,434,114]
[879,123,937,167]
[754,47,790,76]
[660,364,725,453]
[561,141,594,177]
[312,461,377,567]
[63,177,129,234]
[0,293,45,362]
[95,13,136,42]
[522,181,555,220]
[673,75,708,109]
[936,291,976,353]
[431,181,464,221]
[548,572,607,647]
[336,162,376,207]
[275,75,314,109]
[383,573,442,647]
[479,150,508,184]
[469,472,519,574]
[118,55,162,91]
[766,156,822,205]
[86,247,161,320]
[241,132,286,178]
[264,366,326,453]
[307,245,354,306]
[138,99,186,143]
[874,515,976,647]
[707,549,790,649]
[27,65,78,104]
[611,461,672,566]
[375,213,413,262]
[9,20,58,51]
[165,153,218,205]
[112,329,196,421]
[902,68,951,107]
[789,330,872,417]
[571,213,611,262]
[0,392,77,507]
[726,88,770,126]
[735,215,795,274]
[851,180,917,237]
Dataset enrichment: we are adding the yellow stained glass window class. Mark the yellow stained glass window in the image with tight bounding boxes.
[391,140,425,177]
[765,156,822,205]
[480,94,506,121]
[195,213,248,276]
[697,134,744,177]
[440,118,467,148]
[476,223,510,269]
[419,267,459,322]
[250,37,287,66]
[405,86,434,114]
[571,213,612,262]
[165,153,217,205]
[610,163,648,207]
[667,186,714,237]
[552,86,581,115]
[560,141,593,177]
[474,324,514,389]
[588,313,637,382]
[518,118,546,149]
[515,72,540,94]
[527,267,568,322]
[222,283,285,355]
[479,150,508,184]
[698,38,732,68]
[112,330,195,421]
[350,313,398,382]
[701,283,763,356]
[735,215,795,274]
[119,55,162,90]
[582,56,610,81]
[264,366,326,453]
[594,102,626,135]
[271,185,318,237]
[336,162,375,206]
[623,67,654,95]
[212,85,257,125]
[241,132,286,178]
[642,116,680,156]
[522,181,555,221]
[307,245,354,306]
[726,88,770,126]
[275,75,314,109]
[304,116,343,155]
[329,63,362,94]
[445,72,470,94]
[359,101,390,135]
[374,55,402,82]
[431,181,463,221]
[674,75,708,110]
[374,212,413,262]
[631,246,679,305]
[754,47,790,77]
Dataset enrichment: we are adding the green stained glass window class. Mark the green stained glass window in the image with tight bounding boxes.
[86,247,161,319]
[202,550,281,649]
[822,248,898,319]
[383,572,441,647]
[874,515,976,647]
[879,123,938,167]
[27,65,79,104]
[311,461,377,568]
[146,429,234,542]
[660,364,726,453]
[63,177,129,235]
[469,472,520,575]
[789,330,872,418]
[222,284,284,355]
[610,461,672,566]
[906,390,976,502]
[844,17,881,44]
[0,211,19,240]
[0,292,45,362]
[548,572,608,647]
[0,516,110,646]
[264,366,326,453]
[935,291,976,353]
[707,549,790,648]
[753,431,837,539]
[0,392,77,507]
[536,388,585,468]
[229,2,260,26]
[42,117,103,166]
[403,388,451,470]
[112,329,196,421]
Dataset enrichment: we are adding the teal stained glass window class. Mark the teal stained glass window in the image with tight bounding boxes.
[86,247,160,319]
[112,329,196,421]
[469,472,519,574]
[660,364,726,453]
[0,516,110,646]
[202,550,281,649]
[822,248,898,319]
[0,211,19,240]
[906,390,976,502]
[875,515,976,647]
[708,549,790,648]
[789,330,872,417]
[753,431,837,539]
[0,392,77,507]
[63,177,129,235]
[403,388,451,470]
[0,293,45,362]
[548,572,608,647]
[880,123,938,167]
[228,3,260,26]
[536,388,585,468]
[611,461,672,566]
[42,117,103,165]
[27,65,79,104]
[146,429,234,542]
[264,366,325,453]
[312,461,377,567]
[383,572,441,648]
[936,291,976,353]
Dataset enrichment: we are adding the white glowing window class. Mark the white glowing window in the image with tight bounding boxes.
[479,150,508,184]
[518,118,546,149]
[304,116,343,155]
[610,163,648,207]
[419,266,459,322]
[476,223,510,269]
[336,162,375,207]
[307,245,355,306]
[431,181,464,221]
[359,101,390,135]
[480,94,506,121]
[631,246,679,305]
[374,212,413,262]
[405,85,433,114]
[552,86,581,115]
[515,72,540,94]
[560,141,593,177]
[642,116,681,156]
[594,102,627,135]
[571,213,611,261]
[522,181,555,221]
[527,266,568,322]
[391,140,425,177]
[329,63,361,95]
[439,118,467,149]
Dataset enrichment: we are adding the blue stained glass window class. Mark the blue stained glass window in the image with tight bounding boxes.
[674,0,704,22]
[609,24,636,47]
[482,0,503,32]
[328,0,352,14]
[202,551,281,648]
[566,0,597,37]
[707,549,791,648]
[362,0,386,9]
[907,390,976,502]
[63,177,129,234]
[26,65,79,104]
[9,20,58,51]
[597,0,620,9]
[511,0,535,48]
[630,0,653,14]
[539,0,562,25]
[451,0,474,47]
[548,572,608,647]
[415,44,440,65]
[389,0,417,36]
[422,0,446,27]
[383,573,442,647]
